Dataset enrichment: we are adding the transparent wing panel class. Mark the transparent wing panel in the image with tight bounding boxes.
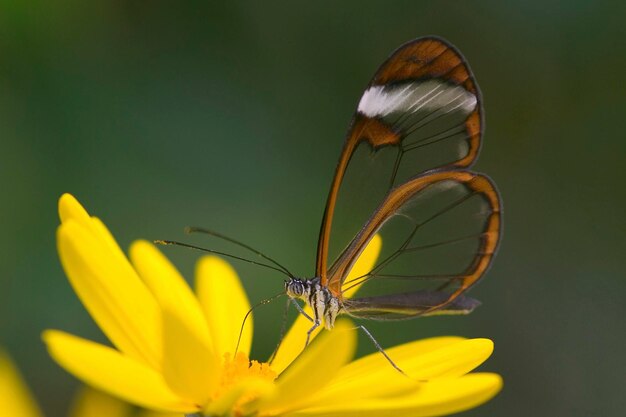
[330,172,500,317]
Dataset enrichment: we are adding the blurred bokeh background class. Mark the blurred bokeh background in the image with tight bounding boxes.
[1,1,625,416]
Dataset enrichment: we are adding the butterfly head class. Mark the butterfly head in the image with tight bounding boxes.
[285,278,306,298]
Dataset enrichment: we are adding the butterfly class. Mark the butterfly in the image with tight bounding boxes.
[283,36,501,344]
[159,37,501,366]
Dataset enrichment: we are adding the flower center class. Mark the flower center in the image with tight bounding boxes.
[211,352,277,413]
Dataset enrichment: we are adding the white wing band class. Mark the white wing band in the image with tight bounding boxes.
[357,80,477,118]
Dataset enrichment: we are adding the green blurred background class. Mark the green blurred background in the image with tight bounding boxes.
[1,1,625,416]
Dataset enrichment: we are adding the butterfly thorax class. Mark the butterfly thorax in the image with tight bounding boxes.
[284,277,342,329]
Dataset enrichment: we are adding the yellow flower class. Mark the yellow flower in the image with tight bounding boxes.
[44,194,502,417]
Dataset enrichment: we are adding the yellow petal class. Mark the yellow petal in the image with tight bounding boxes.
[342,234,382,298]
[332,337,490,388]
[130,241,213,351]
[402,338,494,380]
[257,320,356,415]
[284,373,502,417]
[59,193,92,225]
[204,377,275,417]
[0,349,44,417]
[271,235,381,374]
[60,195,137,273]
[195,256,253,357]
[160,306,220,405]
[310,337,469,405]
[57,218,161,369]
[43,330,196,413]
[331,336,466,381]
[68,387,131,417]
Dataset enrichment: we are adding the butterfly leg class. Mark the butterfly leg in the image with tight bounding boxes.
[288,297,321,348]
[356,325,407,376]
[288,298,319,347]
[305,320,321,348]
[290,298,314,322]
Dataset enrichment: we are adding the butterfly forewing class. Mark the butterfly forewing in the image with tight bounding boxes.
[317,37,484,283]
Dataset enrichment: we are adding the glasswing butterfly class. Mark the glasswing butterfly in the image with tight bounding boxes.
[160,36,501,369]
[283,36,501,339]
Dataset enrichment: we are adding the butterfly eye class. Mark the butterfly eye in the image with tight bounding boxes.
[285,279,303,297]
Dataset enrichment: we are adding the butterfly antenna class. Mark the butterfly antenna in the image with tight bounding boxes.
[186,226,295,277]
[154,240,293,278]
[235,291,285,354]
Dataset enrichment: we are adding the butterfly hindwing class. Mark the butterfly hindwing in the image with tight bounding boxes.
[332,171,500,317]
